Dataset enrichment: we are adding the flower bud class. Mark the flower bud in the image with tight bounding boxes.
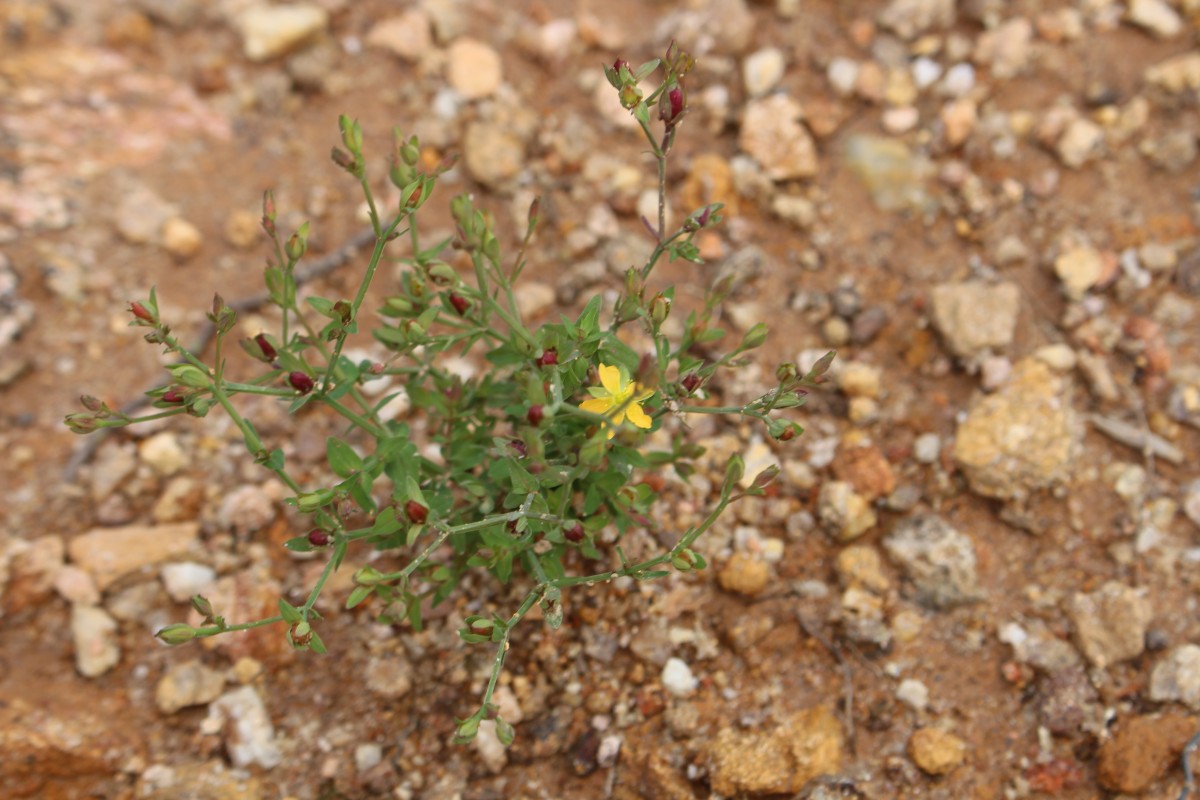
[649,293,671,325]
[288,371,314,394]
[255,333,277,360]
[681,373,702,394]
[537,348,558,367]
[80,395,104,412]
[526,404,544,426]
[285,222,309,261]
[296,488,335,512]
[563,522,584,543]
[448,292,470,316]
[190,595,214,618]
[405,499,429,524]
[129,301,155,323]
[289,621,313,647]
[399,135,420,166]
[659,84,685,127]
[509,439,528,458]
[618,83,643,110]
[156,623,197,645]
[775,362,798,384]
[167,364,211,388]
[426,262,458,285]
[162,388,186,404]
[307,529,331,547]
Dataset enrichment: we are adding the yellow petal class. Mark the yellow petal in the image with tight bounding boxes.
[609,408,626,426]
[598,363,623,395]
[580,397,613,415]
[625,401,652,429]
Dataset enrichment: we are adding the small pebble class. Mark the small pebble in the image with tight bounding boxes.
[662,657,699,698]
[896,678,930,711]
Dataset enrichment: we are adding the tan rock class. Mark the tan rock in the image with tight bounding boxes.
[68,522,200,590]
[953,358,1080,501]
[706,706,843,795]
[739,94,818,181]
[1098,712,1197,793]
[162,217,202,260]
[717,552,770,597]
[909,727,966,775]
[835,545,890,593]
[446,38,502,100]
[1067,581,1152,669]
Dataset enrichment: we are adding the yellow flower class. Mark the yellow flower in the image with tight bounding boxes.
[579,363,654,439]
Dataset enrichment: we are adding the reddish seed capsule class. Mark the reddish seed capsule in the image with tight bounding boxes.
[526,404,544,426]
[537,348,558,367]
[162,389,186,404]
[509,439,528,458]
[776,426,796,442]
[564,523,584,543]
[307,530,331,547]
[405,500,428,524]
[681,373,701,393]
[449,293,470,315]
[288,371,315,394]
[130,301,154,323]
[254,333,277,361]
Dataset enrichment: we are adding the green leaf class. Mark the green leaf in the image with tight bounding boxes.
[346,585,373,609]
[326,437,363,477]
[539,585,563,630]
[577,295,603,335]
[306,296,336,317]
[284,536,314,552]
[308,631,327,654]
[722,454,745,498]
[370,506,402,535]
[278,599,303,623]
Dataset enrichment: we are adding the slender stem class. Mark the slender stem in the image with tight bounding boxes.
[303,549,340,613]
[323,396,388,439]
[195,614,285,638]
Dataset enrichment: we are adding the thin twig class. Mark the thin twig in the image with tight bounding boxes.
[1179,728,1200,800]
[62,226,376,483]
[797,611,856,754]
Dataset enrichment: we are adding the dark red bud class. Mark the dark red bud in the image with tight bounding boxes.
[509,439,528,458]
[405,500,428,524]
[681,373,701,393]
[288,371,315,394]
[449,293,470,315]
[564,523,585,543]
[130,301,154,323]
[405,185,423,208]
[613,58,630,74]
[537,348,558,367]
[526,404,544,426]
[307,529,331,547]
[162,389,186,404]
[777,426,796,441]
[254,333,277,361]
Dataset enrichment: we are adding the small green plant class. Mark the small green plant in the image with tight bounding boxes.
[67,42,832,744]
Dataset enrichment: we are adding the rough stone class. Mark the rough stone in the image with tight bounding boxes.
[235,3,329,62]
[205,686,281,768]
[1127,0,1184,38]
[136,760,264,800]
[739,94,818,181]
[365,655,413,699]
[446,38,503,100]
[817,481,877,541]
[156,659,226,714]
[831,445,895,501]
[909,727,966,775]
[71,604,120,678]
[68,522,200,590]
[1054,243,1106,300]
[1098,711,1198,793]
[953,358,1080,500]
[1067,581,1152,669]
[162,217,202,260]
[217,484,275,535]
[835,545,890,594]
[1150,645,1200,709]
[1056,118,1104,169]
[365,11,433,62]
[463,121,526,189]
[882,514,981,609]
[160,562,217,603]
[878,0,955,39]
[930,281,1020,358]
[973,18,1033,79]
[139,432,187,476]
[705,706,843,796]
[1145,52,1200,94]
[115,183,177,244]
[662,657,699,698]
[717,552,770,597]
[743,47,786,97]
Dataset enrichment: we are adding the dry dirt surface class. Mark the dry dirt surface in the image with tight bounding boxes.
[3,0,1200,798]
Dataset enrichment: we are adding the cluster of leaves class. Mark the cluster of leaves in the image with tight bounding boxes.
[65,42,833,745]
